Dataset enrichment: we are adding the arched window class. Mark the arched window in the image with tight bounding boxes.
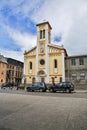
[40,30,45,39]
[54,59,57,68]
[40,30,43,39]
[1,79,3,82]
[38,70,45,75]
[43,30,45,38]
[30,62,32,69]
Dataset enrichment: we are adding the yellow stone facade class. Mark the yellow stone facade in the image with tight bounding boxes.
[0,56,7,85]
[24,21,67,84]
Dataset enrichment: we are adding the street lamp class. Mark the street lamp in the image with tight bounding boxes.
[22,74,26,90]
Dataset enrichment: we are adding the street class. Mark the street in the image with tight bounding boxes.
[0,89,87,130]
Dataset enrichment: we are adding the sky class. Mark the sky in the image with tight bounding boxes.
[0,0,87,62]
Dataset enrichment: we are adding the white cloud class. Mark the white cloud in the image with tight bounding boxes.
[32,0,87,55]
[0,48,24,62]
[6,26,37,52]
[0,25,37,62]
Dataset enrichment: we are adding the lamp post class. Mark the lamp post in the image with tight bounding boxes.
[23,74,26,90]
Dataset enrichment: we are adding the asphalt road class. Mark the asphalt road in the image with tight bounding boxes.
[0,89,87,130]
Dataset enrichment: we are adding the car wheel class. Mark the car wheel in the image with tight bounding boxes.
[49,88,54,92]
[27,88,31,92]
[66,89,70,93]
[39,88,43,92]
[42,89,46,92]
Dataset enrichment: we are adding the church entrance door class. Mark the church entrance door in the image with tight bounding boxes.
[41,77,45,82]
[37,70,46,82]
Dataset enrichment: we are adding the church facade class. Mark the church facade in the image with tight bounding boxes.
[24,21,67,84]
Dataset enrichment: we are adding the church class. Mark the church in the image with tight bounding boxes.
[24,21,67,84]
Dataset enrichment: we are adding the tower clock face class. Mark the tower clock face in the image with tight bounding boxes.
[40,59,45,65]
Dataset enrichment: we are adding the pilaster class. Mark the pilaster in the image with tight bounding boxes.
[62,50,65,81]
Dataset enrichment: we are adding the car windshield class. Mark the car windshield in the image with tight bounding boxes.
[68,82,72,85]
[32,83,37,86]
[56,83,61,87]
[40,83,43,86]
[33,82,43,86]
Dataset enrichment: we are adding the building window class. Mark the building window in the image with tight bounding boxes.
[30,62,32,69]
[43,30,45,38]
[72,73,77,80]
[40,30,45,39]
[71,59,76,65]
[41,77,45,82]
[60,77,62,82]
[79,57,84,65]
[54,59,57,68]
[80,73,85,80]
[12,70,13,76]
[1,79,3,82]
[40,30,43,39]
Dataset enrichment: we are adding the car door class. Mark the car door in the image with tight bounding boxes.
[30,84,35,91]
[36,83,40,90]
[57,83,63,91]
[61,82,66,91]
[34,83,38,90]
[55,83,61,91]
[30,83,37,91]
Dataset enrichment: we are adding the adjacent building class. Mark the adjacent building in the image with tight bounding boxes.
[0,55,8,85]
[0,54,24,86]
[6,58,24,85]
[65,55,87,84]
[24,21,67,84]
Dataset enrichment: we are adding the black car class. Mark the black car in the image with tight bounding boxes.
[48,82,74,93]
[26,82,47,92]
[1,82,13,89]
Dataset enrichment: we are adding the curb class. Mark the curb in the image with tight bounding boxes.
[75,90,87,93]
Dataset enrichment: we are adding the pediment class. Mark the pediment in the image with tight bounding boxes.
[24,46,37,56]
[48,45,62,53]
[48,44,68,56]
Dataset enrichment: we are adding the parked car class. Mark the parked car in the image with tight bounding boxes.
[48,82,74,93]
[26,82,47,92]
[1,82,13,89]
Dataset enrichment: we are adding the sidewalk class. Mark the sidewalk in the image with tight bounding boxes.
[75,90,87,93]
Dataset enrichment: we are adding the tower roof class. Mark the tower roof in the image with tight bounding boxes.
[36,21,52,29]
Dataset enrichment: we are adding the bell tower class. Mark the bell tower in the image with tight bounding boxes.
[36,21,52,54]
[36,21,52,83]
